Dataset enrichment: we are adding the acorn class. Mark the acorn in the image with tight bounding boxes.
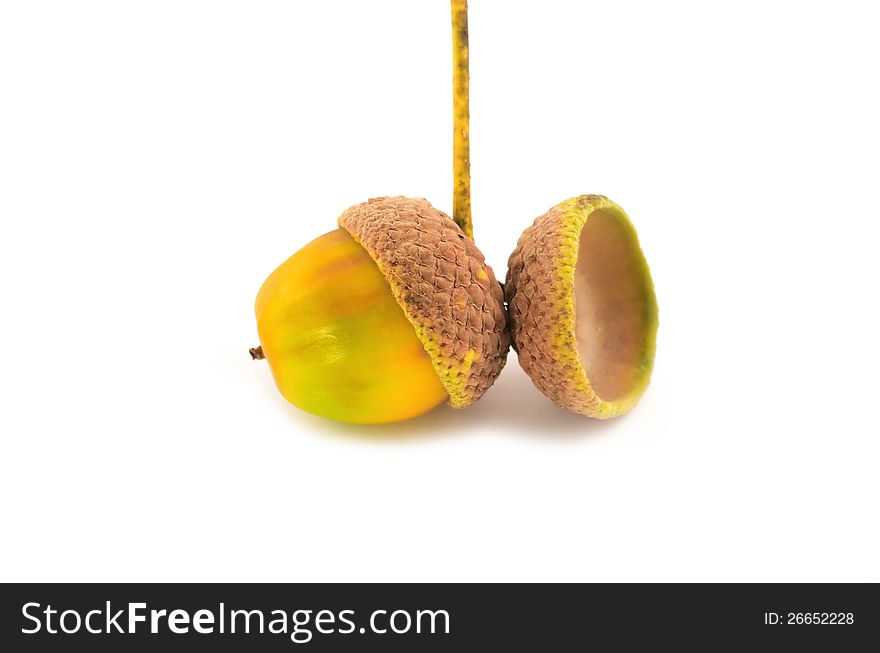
[251,1,509,424]
[505,195,658,418]
[254,197,508,424]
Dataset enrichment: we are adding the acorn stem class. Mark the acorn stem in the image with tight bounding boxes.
[249,346,265,360]
[451,0,472,240]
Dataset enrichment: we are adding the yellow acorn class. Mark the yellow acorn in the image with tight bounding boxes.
[506,195,658,418]
[251,2,509,424]
[254,197,508,424]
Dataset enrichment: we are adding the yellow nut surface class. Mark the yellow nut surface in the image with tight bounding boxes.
[255,229,447,424]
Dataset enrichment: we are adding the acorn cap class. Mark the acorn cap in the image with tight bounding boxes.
[340,196,510,408]
[505,195,658,418]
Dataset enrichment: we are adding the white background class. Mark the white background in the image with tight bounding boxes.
[2,0,878,582]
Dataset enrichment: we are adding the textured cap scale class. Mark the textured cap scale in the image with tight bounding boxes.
[340,196,510,408]
[505,195,658,418]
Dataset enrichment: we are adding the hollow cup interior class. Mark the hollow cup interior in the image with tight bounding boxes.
[574,208,655,402]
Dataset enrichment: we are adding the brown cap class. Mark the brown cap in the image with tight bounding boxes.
[340,197,510,408]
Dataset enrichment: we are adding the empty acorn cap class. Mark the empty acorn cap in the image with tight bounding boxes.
[505,195,658,418]
[340,196,510,408]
